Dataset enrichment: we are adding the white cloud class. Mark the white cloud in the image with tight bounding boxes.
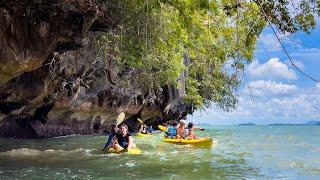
[246,80,298,97]
[247,58,297,80]
[189,85,320,124]
[188,26,320,125]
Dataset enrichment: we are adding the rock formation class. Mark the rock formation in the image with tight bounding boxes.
[0,0,192,138]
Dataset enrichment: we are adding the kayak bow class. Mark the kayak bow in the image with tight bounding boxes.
[136,133,154,137]
[158,125,167,131]
[106,148,142,154]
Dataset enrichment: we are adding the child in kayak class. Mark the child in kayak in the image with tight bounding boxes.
[186,122,197,139]
[112,124,137,151]
[165,122,177,138]
[138,124,147,134]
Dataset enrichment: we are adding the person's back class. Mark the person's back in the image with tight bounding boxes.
[138,124,144,133]
[166,125,177,138]
[165,122,177,138]
[147,125,153,133]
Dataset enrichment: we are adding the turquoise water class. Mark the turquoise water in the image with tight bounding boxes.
[0,125,320,179]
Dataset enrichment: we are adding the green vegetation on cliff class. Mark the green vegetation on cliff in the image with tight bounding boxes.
[97,0,319,111]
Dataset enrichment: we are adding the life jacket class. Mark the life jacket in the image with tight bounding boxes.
[166,126,177,137]
[116,133,131,148]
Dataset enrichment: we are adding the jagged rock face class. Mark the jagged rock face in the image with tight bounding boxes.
[1,1,94,82]
[0,1,192,138]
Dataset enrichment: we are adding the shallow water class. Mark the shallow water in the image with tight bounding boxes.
[0,125,320,179]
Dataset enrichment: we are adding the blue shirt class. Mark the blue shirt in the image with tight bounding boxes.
[166,126,177,137]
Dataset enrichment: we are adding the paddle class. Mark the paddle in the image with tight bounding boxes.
[137,118,153,135]
[137,118,144,124]
[116,112,126,126]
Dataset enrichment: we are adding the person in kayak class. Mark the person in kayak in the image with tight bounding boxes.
[112,124,137,151]
[165,122,177,138]
[147,125,153,134]
[176,119,187,139]
[186,122,197,139]
[138,123,146,134]
[103,124,118,150]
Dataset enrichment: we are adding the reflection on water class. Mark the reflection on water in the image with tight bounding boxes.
[0,126,320,179]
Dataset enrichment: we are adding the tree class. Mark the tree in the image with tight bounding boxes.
[97,0,319,111]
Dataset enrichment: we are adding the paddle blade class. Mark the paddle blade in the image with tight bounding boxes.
[116,112,125,125]
[137,118,144,124]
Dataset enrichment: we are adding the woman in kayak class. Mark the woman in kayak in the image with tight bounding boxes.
[112,124,137,151]
[176,119,187,139]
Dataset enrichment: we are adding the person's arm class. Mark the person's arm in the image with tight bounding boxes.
[103,134,115,150]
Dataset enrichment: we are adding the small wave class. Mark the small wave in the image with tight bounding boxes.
[311,148,320,152]
[126,161,136,167]
[213,139,218,145]
[52,134,81,139]
[0,148,94,157]
[289,161,305,168]
[309,168,320,173]
[170,150,178,155]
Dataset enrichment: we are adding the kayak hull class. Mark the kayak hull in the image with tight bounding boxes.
[107,148,142,154]
[163,137,213,146]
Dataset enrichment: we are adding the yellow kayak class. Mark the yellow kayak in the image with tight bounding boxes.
[136,133,154,137]
[107,148,142,154]
[158,125,167,131]
[163,137,213,146]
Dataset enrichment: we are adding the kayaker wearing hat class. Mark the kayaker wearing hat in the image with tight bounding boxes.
[176,119,187,139]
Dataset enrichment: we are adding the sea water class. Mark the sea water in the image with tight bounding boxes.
[0,125,319,179]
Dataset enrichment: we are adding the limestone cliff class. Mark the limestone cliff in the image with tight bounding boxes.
[0,0,192,138]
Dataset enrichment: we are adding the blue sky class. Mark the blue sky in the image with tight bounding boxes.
[188,24,320,125]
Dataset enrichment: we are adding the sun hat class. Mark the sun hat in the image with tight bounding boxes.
[179,119,186,124]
